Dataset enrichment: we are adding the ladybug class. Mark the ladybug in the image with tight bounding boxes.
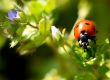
[73,19,96,49]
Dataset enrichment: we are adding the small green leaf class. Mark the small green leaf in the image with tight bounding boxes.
[22,25,38,39]
[39,18,46,34]
[16,24,25,36]
[74,72,96,80]
[106,70,110,79]
[86,58,96,65]
[28,1,44,17]
[105,38,109,44]
[33,34,47,47]
[39,17,53,35]
[45,0,56,13]
[2,21,11,28]
[10,39,18,48]
[17,42,36,55]
[0,0,15,10]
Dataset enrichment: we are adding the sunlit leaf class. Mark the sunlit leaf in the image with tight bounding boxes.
[43,68,66,80]
[39,17,53,35]
[106,70,110,79]
[22,25,38,39]
[16,24,25,36]
[10,39,18,48]
[17,42,36,55]
[0,0,15,11]
[28,1,45,17]
[33,34,47,47]
[105,38,109,44]
[45,0,56,14]
[39,18,46,34]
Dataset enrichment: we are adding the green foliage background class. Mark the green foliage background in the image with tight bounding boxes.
[0,0,110,80]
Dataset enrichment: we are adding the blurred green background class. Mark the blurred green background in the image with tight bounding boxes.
[0,0,110,80]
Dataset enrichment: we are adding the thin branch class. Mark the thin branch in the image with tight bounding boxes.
[27,22,39,29]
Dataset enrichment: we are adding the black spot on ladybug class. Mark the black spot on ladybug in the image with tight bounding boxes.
[75,23,79,28]
[92,28,95,31]
[81,30,86,34]
[85,23,90,25]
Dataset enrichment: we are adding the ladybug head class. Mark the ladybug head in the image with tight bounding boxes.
[79,30,89,49]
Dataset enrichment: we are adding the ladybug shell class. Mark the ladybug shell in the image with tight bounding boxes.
[73,20,96,40]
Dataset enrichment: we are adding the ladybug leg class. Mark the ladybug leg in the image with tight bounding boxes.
[78,40,88,49]
[90,36,96,58]
[91,36,96,44]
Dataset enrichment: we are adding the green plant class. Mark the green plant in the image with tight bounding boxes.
[0,0,110,80]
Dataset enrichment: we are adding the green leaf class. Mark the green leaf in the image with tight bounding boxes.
[33,34,47,47]
[39,18,46,34]
[0,0,15,11]
[105,38,109,44]
[28,1,45,17]
[10,38,18,48]
[45,0,56,13]
[74,72,96,80]
[22,25,38,39]
[17,42,36,55]
[99,65,109,75]
[2,21,11,28]
[16,24,25,36]
[39,17,53,35]
[0,35,6,48]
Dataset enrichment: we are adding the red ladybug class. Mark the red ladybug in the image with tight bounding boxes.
[73,19,96,49]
